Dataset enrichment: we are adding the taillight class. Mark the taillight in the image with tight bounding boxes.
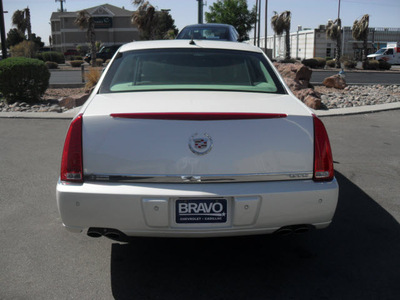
[313,115,334,181]
[60,114,83,182]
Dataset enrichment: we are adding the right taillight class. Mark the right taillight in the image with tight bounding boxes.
[60,113,83,182]
[313,114,334,181]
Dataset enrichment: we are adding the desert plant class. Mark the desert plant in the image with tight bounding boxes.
[70,60,84,67]
[0,57,50,104]
[45,61,58,69]
[10,40,36,58]
[84,67,102,91]
[271,11,292,60]
[326,18,342,68]
[75,10,96,67]
[378,60,391,70]
[343,60,357,69]
[301,58,318,68]
[352,14,369,65]
[326,59,336,67]
[314,57,326,68]
[95,58,103,66]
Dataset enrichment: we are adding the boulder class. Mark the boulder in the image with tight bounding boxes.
[274,62,312,81]
[274,62,321,109]
[59,93,90,109]
[292,88,322,110]
[322,75,347,89]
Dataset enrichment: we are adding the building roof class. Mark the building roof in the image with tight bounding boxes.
[51,3,133,20]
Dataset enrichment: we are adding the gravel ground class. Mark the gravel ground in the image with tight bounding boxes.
[315,84,400,109]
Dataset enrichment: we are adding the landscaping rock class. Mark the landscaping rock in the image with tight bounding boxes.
[322,75,347,89]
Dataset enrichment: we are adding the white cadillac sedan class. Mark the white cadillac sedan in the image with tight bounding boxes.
[57,40,338,240]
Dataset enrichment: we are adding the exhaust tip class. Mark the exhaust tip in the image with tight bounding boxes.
[274,227,293,236]
[87,228,103,238]
[293,226,311,234]
[103,231,120,240]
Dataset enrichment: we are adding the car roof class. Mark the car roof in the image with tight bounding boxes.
[119,40,262,53]
[182,23,236,29]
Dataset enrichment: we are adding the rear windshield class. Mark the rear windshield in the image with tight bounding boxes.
[99,48,285,94]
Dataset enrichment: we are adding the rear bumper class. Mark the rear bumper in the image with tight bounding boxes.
[56,178,339,238]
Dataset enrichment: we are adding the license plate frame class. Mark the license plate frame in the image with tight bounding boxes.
[175,198,228,224]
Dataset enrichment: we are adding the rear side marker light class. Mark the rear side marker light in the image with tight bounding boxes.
[110,112,287,121]
[313,114,334,182]
[60,114,83,182]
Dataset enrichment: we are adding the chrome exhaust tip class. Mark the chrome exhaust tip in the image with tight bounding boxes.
[87,227,103,238]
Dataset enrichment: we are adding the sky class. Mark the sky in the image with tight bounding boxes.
[2,0,400,46]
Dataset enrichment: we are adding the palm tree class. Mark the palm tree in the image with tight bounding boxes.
[12,9,27,36]
[326,18,342,68]
[271,11,291,60]
[131,0,156,40]
[352,14,369,66]
[24,7,32,41]
[75,10,96,67]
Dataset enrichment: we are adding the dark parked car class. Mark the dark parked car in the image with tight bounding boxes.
[176,24,240,42]
[84,45,122,63]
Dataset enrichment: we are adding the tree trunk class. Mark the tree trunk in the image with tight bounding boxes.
[88,20,96,67]
[362,38,368,63]
[335,35,341,68]
[285,29,290,60]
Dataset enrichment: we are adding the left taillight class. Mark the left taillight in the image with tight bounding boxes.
[313,114,334,182]
[60,114,83,182]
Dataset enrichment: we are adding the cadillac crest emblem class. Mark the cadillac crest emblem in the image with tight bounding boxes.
[189,133,213,155]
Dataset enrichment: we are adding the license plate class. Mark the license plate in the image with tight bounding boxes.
[175,199,227,224]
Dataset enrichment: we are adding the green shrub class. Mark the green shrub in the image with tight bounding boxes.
[0,57,50,104]
[363,60,379,70]
[279,58,296,64]
[45,61,58,69]
[326,59,336,67]
[378,60,391,70]
[72,55,83,61]
[38,51,65,64]
[301,58,319,68]
[70,60,84,67]
[343,60,357,69]
[314,57,326,68]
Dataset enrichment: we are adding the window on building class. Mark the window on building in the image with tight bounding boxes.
[326,48,332,58]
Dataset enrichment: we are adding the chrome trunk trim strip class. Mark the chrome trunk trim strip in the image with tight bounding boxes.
[85,172,313,183]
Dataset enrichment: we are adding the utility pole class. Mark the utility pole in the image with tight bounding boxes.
[253,0,258,45]
[197,0,204,24]
[0,0,7,59]
[55,0,66,13]
[264,0,268,53]
[257,0,261,47]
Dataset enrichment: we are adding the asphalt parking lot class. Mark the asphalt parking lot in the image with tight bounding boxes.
[0,110,399,299]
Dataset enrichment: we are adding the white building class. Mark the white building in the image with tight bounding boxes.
[252,26,400,60]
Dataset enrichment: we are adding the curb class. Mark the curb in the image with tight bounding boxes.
[313,102,400,117]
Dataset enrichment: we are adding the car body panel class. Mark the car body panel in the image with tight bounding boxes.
[57,178,338,237]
